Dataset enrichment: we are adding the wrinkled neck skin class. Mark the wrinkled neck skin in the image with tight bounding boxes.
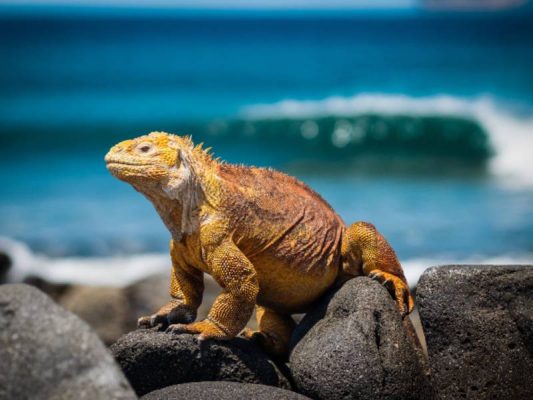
[132,151,215,241]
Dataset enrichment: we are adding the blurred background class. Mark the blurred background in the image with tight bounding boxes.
[0,0,532,290]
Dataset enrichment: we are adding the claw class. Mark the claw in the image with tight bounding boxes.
[166,323,191,334]
[366,269,414,317]
[166,319,230,341]
[137,316,151,329]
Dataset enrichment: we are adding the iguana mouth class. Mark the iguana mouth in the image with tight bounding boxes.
[106,161,147,167]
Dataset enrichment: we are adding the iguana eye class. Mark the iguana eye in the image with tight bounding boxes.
[136,142,155,155]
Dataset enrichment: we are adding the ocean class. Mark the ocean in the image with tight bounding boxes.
[1,11,532,286]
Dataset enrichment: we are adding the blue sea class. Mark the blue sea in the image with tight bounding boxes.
[0,10,532,285]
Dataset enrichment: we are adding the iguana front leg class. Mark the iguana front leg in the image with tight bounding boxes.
[342,221,414,316]
[167,238,259,340]
[138,239,204,328]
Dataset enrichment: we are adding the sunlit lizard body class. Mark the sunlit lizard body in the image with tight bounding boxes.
[105,132,413,356]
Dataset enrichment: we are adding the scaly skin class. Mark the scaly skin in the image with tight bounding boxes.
[105,131,414,357]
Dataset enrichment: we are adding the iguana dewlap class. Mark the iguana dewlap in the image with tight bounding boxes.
[105,132,413,356]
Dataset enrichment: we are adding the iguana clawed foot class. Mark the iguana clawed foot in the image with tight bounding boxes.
[368,269,414,316]
[137,300,196,329]
[166,319,230,341]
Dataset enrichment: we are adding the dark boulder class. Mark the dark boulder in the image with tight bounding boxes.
[289,277,432,400]
[0,251,11,283]
[417,265,533,399]
[110,329,291,396]
[0,284,136,400]
[141,381,310,400]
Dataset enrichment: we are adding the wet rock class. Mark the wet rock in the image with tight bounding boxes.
[0,284,136,400]
[417,265,533,400]
[289,277,432,400]
[111,329,291,396]
[140,381,310,400]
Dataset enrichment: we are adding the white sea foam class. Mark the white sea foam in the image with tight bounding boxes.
[2,237,531,288]
[241,94,533,188]
[0,237,168,286]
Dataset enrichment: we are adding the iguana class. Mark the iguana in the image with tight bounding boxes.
[105,131,414,356]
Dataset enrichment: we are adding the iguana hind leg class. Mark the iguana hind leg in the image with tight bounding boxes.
[242,306,295,358]
[342,221,414,316]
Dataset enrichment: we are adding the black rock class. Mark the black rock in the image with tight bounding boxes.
[141,381,310,400]
[110,329,291,396]
[0,251,12,283]
[0,284,136,400]
[289,277,433,400]
[417,265,533,400]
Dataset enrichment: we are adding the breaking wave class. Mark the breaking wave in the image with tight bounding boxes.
[239,94,533,187]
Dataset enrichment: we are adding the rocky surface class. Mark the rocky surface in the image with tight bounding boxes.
[141,381,309,400]
[417,265,533,400]
[0,284,136,400]
[111,329,291,396]
[289,277,433,400]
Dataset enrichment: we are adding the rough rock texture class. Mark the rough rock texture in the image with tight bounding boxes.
[141,381,310,400]
[289,277,432,400]
[0,284,136,400]
[417,265,533,400]
[111,329,291,396]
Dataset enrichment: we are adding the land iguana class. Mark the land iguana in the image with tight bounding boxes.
[105,132,414,356]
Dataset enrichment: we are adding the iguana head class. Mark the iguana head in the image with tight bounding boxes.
[105,131,198,198]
